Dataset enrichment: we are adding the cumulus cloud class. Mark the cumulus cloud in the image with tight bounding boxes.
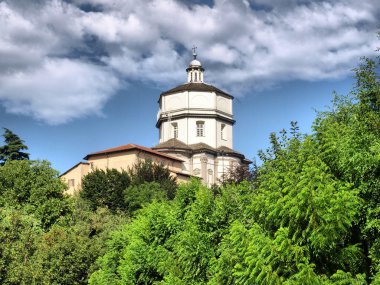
[0,58,119,124]
[0,0,379,124]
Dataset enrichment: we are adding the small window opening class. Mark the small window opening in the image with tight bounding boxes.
[172,122,178,139]
[196,121,204,137]
[221,124,226,140]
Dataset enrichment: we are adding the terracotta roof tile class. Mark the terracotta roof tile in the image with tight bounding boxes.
[84,143,184,162]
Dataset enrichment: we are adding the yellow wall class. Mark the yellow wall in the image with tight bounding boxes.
[61,150,189,195]
[61,163,90,195]
[87,152,136,172]
[86,150,184,173]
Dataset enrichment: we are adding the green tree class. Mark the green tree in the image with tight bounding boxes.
[89,179,255,284]
[128,159,177,199]
[0,128,29,165]
[124,182,167,215]
[80,161,177,214]
[210,135,364,284]
[30,199,129,285]
[80,168,131,212]
[0,160,70,229]
[220,163,257,186]
[0,207,43,285]
[209,54,380,284]
[313,55,380,281]
[0,196,129,285]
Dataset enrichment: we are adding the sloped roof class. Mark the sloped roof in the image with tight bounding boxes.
[153,139,191,150]
[59,162,89,177]
[217,145,243,155]
[189,143,242,155]
[153,140,247,160]
[84,143,184,162]
[160,83,233,99]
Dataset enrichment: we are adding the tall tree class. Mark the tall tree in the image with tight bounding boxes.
[0,128,29,165]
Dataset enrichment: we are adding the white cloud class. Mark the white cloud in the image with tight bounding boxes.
[0,58,119,124]
[0,0,379,124]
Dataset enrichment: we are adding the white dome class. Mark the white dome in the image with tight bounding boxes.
[190,59,201,67]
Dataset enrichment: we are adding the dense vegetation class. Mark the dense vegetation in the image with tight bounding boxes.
[0,54,379,284]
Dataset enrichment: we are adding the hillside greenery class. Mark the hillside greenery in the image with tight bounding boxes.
[0,54,379,284]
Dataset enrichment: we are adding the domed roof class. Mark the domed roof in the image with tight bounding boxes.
[160,82,233,99]
[190,59,201,67]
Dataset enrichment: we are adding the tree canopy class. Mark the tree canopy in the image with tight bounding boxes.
[80,168,131,212]
[79,159,178,214]
[0,160,71,229]
[0,128,29,165]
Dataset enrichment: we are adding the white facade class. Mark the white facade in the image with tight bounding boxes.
[158,90,233,149]
[154,52,249,185]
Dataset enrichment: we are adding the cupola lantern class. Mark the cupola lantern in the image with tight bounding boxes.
[186,46,204,83]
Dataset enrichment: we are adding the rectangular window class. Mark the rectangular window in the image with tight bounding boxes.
[172,122,178,139]
[221,124,226,140]
[196,121,204,137]
[68,179,75,187]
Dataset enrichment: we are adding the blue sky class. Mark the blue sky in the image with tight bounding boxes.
[0,0,378,173]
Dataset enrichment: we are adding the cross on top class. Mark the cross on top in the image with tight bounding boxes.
[192,46,197,59]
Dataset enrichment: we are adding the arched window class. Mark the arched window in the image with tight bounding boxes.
[196,121,204,137]
[172,122,178,139]
[221,124,226,140]
[194,72,198,82]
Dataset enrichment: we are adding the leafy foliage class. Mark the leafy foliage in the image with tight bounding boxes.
[0,195,128,285]
[0,207,42,285]
[211,135,364,284]
[128,159,177,199]
[89,179,255,284]
[0,160,70,229]
[220,163,257,185]
[314,56,380,281]
[0,128,29,165]
[80,168,131,212]
[80,160,178,214]
[124,182,167,215]
[30,199,129,285]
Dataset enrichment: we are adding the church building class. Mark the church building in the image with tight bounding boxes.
[152,48,250,185]
[61,49,250,194]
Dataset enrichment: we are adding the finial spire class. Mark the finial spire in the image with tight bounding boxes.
[187,46,204,83]
[192,45,197,60]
